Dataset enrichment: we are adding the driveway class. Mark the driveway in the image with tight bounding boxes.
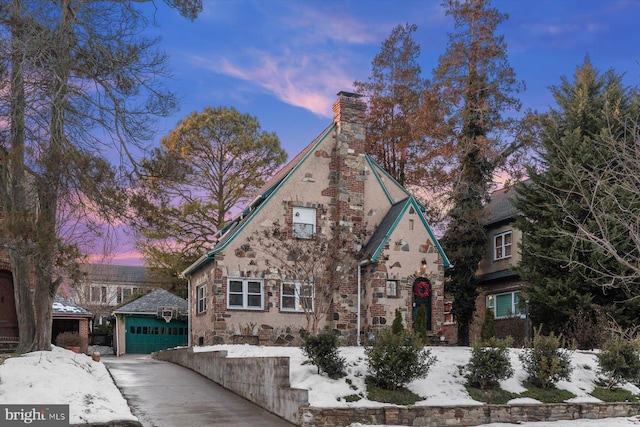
[103,354,296,427]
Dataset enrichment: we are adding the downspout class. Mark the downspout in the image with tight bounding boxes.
[114,315,119,357]
[357,259,369,346]
[187,276,192,347]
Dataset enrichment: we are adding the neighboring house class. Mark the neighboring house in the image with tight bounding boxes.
[68,264,170,329]
[52,296,93,354]
[469,185,528,345]
[181,91,451,347]
[112,289,188,355]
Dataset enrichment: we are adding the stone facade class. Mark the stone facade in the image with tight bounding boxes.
[183,92,450,346]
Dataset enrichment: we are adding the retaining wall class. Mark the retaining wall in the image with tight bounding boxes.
[152,347,308,425]
[154,348,640,427]
[299,402,640,426]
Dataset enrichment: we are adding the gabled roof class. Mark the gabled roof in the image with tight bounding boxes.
[483,180,530,226]
[361,197,451,268]
[112,289,187,315]
[182,124,335,276]
[52,296,93,318]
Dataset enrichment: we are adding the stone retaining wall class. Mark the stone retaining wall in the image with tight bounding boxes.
[152,347,308,425]
[153,347,640,427]
[299,402,640,427]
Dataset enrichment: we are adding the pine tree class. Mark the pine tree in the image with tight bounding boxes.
[514,57,640,346]
[432,0,525,346]
[392,309,404,335]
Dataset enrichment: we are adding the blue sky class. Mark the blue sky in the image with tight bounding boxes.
[104,0,640,265]
[141,0,640,160]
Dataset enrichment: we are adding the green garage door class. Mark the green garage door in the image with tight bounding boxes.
[125,316,188,354]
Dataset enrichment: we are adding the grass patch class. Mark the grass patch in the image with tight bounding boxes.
[466,386,517,404]
[591,387,640,402]
[342,394,363,402]
[365,377,423,405]
[519,382,576,403]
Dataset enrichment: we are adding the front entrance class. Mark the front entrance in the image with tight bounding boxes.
[411,277,432,331]
[125,316,187,354]
[0,270,18,340]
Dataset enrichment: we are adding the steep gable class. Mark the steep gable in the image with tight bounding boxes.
[362,197,450,268]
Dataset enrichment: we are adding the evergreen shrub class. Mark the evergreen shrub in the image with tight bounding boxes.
[597,336,640,390]
[300,328,346,379]
[464,337,514,390]
[365,328,436,390]
[519,328,572,389]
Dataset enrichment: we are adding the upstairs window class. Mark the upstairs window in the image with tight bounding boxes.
[494,230,512,260]
[293,207,316,239]
[90,286,107,303]
[228,278,264,310]
[196,284,207,314]
[281,282,314,312]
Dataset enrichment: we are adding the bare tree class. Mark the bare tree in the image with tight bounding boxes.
[250,222,364,335]
[0,0,201,352]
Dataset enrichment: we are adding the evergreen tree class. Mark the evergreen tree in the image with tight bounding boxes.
[392,309,404,335]
[413,305,428,344]
[514,57,640,346]
[431,0,525,346]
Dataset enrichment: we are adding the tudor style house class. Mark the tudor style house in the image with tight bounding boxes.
[469,185,528,345]
[182,92,451,346]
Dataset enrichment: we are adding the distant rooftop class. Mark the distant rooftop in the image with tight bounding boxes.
[79,264,172,285]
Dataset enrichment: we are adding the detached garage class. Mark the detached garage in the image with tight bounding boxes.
[112,289,188,355]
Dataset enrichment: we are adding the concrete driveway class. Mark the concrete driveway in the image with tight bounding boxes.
[103,354,296,427]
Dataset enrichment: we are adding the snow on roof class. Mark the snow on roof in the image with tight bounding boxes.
[52,295,92,317]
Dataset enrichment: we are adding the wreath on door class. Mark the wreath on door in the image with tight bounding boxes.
[413,279,430,298]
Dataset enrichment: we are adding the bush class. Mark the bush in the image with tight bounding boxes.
[519,328,572,389]
[597,336,640,390]
[365,328,436,390]
[391,308,404,335]
[464,337,514,390]
[300,329,346,379]
[55,331,82,348]
[480,309,496,342]
[413,305,428,344]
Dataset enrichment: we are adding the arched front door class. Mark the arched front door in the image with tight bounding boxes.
[411,277,432,332]
[0,270,19,339]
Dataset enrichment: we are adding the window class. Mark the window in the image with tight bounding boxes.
[228,278,264,310]
[293,207,316,239]
[281,282,313,312]
[487,291,522,319]
[386,280,399,298]
[443,301,455,324]
[494,230,512,260]
[196,284,207,314]
[90,286,107,303]
[117,287,135,303]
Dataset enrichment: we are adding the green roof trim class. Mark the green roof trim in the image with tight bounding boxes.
[370,197,451,268]
[181,124,336,277]
[366,156,412,204]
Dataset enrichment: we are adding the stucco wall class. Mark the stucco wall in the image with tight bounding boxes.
[152,347,308,425]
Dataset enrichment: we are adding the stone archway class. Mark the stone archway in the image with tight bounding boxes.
[0,270,18,339]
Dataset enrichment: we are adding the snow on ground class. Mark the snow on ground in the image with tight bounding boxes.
[1,344,640,426]
[0,346,136,425]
